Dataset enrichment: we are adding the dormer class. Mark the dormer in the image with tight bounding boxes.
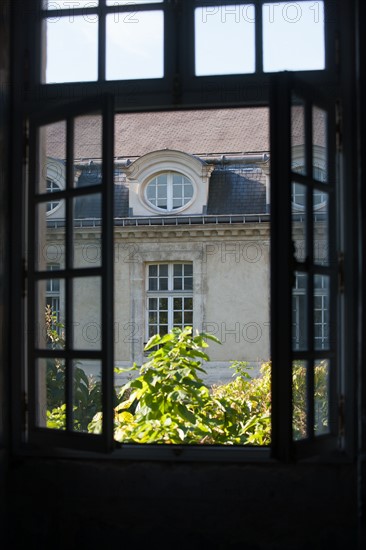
[124,149,214,216]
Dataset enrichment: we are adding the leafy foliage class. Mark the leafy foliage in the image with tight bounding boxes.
[45,307,328,444]
[292,359,329,439]
[89,326,272,445]
[45,305,103,431]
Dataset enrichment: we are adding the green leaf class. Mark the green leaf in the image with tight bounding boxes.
[144,334,162,350]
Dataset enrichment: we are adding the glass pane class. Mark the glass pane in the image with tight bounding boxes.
[159,311,168,326]
[73,277,101,350]
[173,311,182,325]
[73,194,102,268]
[106,11,164,80]
[157,185,167,198]
[43,16,98,83]
[38,122,66,194]
[149,325,157,337]
[159,264,168,277]
[314,359,330,436]
[314,189,329,265]
[173,297,182,310]
[35,279,66,350]
[157,198,167,209]
[36,202,66,270]
[72,360,102,433]
[292,272,307,351]
[184,297,193,311]
[184,278,193,291]
[291,96,306,176]
[184,264,193,276]
[195,5,255,76]
[146,186,155,200]
[292,183,306,262]
[173,277,183,290]
[174,264,182,276]
[74,116,102,185]
[149,312,157,324]
[149,265,158,277]
[263,1,325,72]
[173,185,183,198]
[160,325,168,336]
[36,358,66,430]
[314,275,330,351]
[184,311,193,326]
[292,360,308,440]
[149,277,158,291]
[159,277,168,290]
[313,106,328,182]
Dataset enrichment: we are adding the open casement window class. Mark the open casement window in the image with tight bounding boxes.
[27,96,115,452]
[270,73,339,461]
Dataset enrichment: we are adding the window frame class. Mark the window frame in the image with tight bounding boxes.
[270,72,339,461]
[144,172,195,213]
[26,1,340,109]
[10,0,350,463]
[146,262,194,341]
[26,95,115,452]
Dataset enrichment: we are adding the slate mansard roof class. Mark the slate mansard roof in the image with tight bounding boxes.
[73,160,268,219]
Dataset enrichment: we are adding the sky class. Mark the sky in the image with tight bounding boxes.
[44,1,325,83]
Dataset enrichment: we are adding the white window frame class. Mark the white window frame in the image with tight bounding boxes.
[146,262,193,341]
[145,172,194,213]
[292,272,329,351]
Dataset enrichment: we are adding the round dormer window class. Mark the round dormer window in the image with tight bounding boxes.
[46,178,62,214]
[291,164,327,211]
[145,172,194,212]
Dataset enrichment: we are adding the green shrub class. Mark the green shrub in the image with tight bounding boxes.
[45,305,103,431]
[45,308,328,443]
[89,326,272,445]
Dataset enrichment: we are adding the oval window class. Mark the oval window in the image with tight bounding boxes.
[46,178,62,214]
[145,172,194,212]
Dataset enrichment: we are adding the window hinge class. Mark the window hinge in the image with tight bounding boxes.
[23,121,29,157]
[335,32,340,73]
[338,251,345,293]
[22,391,28,432]
[338,394,345,439]
[336,100,342,153]
[22,258,27,298]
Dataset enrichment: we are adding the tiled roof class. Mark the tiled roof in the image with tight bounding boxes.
[46,108,270,160]
[114,108,269,158]
[46,106,325,161]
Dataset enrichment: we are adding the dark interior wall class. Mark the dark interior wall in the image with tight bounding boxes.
[7,458,357,550]
[0,0,10,536]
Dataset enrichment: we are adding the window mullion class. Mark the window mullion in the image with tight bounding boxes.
[168,264,173,331]
[167,172,172,211]
[168,295,173,332]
